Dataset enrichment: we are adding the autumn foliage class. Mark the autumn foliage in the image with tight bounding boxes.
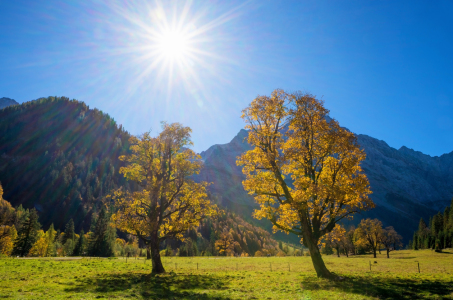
[111,123,216,273]
[237,90,374,278]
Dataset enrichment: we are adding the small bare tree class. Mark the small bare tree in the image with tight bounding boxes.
[380,226,402,258]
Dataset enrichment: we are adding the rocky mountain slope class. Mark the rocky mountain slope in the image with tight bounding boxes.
[195,129,453,243]
[0,97,18,109]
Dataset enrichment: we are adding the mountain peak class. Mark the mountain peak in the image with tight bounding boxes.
[0,97,19,109]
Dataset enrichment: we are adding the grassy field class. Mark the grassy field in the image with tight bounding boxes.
[1,249,452,299]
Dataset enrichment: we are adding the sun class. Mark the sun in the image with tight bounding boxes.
[156,29,190,61]
[104,0,247,99]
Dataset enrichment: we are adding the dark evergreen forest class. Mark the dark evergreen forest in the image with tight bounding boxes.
[409,199,453,251]
[0,97,134,231]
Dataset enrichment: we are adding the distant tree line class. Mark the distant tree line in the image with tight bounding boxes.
[158,211,281,258]
[0,183,117,257]
[0,182,280,258]
[409,198,453,251]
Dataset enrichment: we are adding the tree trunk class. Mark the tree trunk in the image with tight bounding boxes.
[386,249,389,258]
[336,247,340,257]
[306,238,335,279]
[345,250,349,258]
[146,247,151,259]
[373,248,377,258]
[150,234,165,274]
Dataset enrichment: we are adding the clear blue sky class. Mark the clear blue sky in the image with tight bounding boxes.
[1,0,452,156]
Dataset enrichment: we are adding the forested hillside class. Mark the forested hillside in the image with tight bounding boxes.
[165,210,279,257]
[0,97,281,253]
[3,96,450,249]
[0,97,133,231]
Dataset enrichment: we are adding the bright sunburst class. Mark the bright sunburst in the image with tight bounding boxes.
[156,29,190,61]
[103,0,249,102]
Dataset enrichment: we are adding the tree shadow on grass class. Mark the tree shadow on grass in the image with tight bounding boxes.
[64,272,231,299]
[300,274,453,299]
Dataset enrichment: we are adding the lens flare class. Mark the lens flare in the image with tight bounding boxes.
[85,0,252,124]
[157,29,189,61]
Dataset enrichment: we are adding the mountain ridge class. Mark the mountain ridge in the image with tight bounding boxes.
[195,127,453,243]
[0,97,19,109]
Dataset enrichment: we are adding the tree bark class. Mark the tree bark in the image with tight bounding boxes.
[373,249,377,258]
[336,247,340,257]
[150,234,165,274]
[306,238,335,279]
[386,249,390,258]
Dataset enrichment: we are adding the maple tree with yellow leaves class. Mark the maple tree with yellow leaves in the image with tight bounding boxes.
[28,230,48,257]
[215,229,236,256]
[324,224,347,257]
[0,183,16,240]
[0,225,16,256]
[0,183,18,255]
[237,90,374,279]
[111,122,216,273]
[353,218,383,258]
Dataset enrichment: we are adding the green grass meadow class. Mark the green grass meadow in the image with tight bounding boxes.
[1,249,452,299]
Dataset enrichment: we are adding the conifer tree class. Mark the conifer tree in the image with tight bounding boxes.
[73,229,85,256]
[88,207,115,257]
[63,219,75,244]
[192,241,198,256]
[412,232,418,250]
[55,229,61,242]
[12,209,41,257]
[432,213,443,237]
[45,224,56,257]
[424,234,430,249]
[450,198,453,226]
[209,231,216,256]
[444,207,450,230]
[13,205,28,232]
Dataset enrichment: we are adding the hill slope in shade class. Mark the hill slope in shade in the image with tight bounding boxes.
[195,129,453,242]
[0,97,134,231]
[0,97,19,109]
[0,98,280,249]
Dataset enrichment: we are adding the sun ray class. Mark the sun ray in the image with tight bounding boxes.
[90,0,254,115]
